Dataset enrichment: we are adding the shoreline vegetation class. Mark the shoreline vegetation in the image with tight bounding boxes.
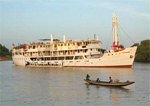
[0,57,12,61]
[132,39,150,63]
[0,39,150,62]
[0,43,12,61]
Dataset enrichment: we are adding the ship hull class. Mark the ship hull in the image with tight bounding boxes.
[12,46,137,68]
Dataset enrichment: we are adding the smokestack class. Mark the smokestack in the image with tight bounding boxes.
[94,34,99,40]
[94,34,97,40]
[50,34,53,44]
[63,35,66,43]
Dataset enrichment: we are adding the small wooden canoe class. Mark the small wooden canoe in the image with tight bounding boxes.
[84,79,134,87]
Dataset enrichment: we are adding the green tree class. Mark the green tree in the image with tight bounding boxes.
[134,40,150,63]
[0,44,11,57]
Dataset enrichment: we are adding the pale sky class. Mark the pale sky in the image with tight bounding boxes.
[0,0,150,50]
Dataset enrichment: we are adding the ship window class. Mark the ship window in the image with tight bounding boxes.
[46,57,50,60]
[58,57,64,60]
[75,56,83,60]
[33,46,35,49]
[82,46,86,48]
[30,58,37,61]
[51,57,57,60]
[65,56,73,60]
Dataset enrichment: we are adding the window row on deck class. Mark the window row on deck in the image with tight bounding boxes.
[13,48,101,56]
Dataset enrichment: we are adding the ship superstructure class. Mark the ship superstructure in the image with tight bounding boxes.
[12,13,137,68]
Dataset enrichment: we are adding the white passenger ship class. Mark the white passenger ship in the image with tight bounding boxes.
[12,13,137,68]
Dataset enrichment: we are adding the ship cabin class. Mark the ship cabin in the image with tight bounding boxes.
[12,35,104,61]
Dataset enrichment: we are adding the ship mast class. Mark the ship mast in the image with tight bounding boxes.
[112,13,119,51]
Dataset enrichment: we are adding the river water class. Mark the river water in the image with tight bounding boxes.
[0,61,150,106]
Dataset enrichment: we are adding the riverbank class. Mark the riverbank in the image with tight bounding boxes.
[0,57,12,61]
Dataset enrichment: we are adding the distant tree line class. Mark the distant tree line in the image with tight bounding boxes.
[0,44,11,57]
[132,39,150,63]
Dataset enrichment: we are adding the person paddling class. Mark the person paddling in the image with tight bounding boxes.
[109,76,113,83]
[86,74,90,80]
[96,78,100,82]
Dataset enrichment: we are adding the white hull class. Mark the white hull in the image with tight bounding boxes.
[12,46,137,68]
